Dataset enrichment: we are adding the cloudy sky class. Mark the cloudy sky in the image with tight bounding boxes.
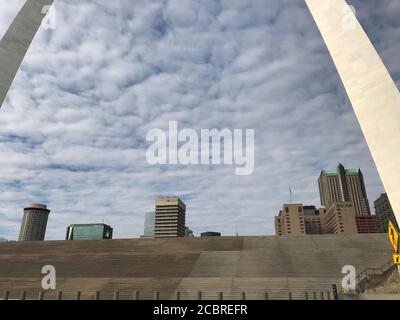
[0,0,399,240]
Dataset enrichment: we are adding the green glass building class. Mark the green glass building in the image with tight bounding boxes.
[143,212,155,237]
[66,224,113,240]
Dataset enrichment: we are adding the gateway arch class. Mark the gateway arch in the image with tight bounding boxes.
[0,0,399,226]
[0,0,54,107]
[305,0,400,228]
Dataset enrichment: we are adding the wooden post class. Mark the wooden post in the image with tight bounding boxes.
[197,291,202,300]
[20,290,26,300]
[265,292,269,300]
[56,291,63,300]
[154,291,159,300]
[288,292,293,300]
[38,291,44,300]
[304,292,309,300]
[95,291,100,300]
[218,292,223,300]
[133,291,139,300]
[241,292,246,300]
[176,291,181,300]
[113,291,119,300]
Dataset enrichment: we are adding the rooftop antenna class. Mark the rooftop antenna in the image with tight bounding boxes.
[289,186,293,203]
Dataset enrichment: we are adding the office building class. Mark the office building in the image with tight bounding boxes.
[154,198,186,238]
[374,193,399,233]
[275,202,358,236]
[321,202,358,234]
[142,212,155,237]
[66,224,113,240]
[200,231,221,237]
[18,204,50,241]
[274,203,345,236]
[275,216,283,236]
[302,206,325,234]
[318,164,371,216]
[355,216,379,234]
[275,204,307,236]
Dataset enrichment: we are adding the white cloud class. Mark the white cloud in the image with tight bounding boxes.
[0,0,26,39]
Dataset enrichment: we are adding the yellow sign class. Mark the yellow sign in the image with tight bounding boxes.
[388,220,399,252]
[394,254,400,265]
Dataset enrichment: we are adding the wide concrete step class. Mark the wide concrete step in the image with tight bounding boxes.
[0,234,392,298]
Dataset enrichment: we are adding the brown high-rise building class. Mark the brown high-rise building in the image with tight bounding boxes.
[303,206,325,234]
[318,164,371,216]
[276,164,377,236]
[321,202,358,234]
[154,198,186,238]
[275,204,307,236]
[275,202,358,236]
[18,204,50,241]
[275,204,326,236]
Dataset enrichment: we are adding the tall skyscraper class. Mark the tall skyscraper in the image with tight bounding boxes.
[318,164,371,216]
[154,198,186,238]
[18,203,50,241]
[374,193,399,233]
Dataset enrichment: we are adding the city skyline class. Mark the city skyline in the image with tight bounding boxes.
[4,169,387,241]
[0,0,399,240]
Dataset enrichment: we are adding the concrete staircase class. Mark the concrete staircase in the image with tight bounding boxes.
[0,234,393,299]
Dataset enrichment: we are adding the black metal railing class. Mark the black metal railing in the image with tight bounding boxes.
[1,288,336,300]
[355,259,395,290]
